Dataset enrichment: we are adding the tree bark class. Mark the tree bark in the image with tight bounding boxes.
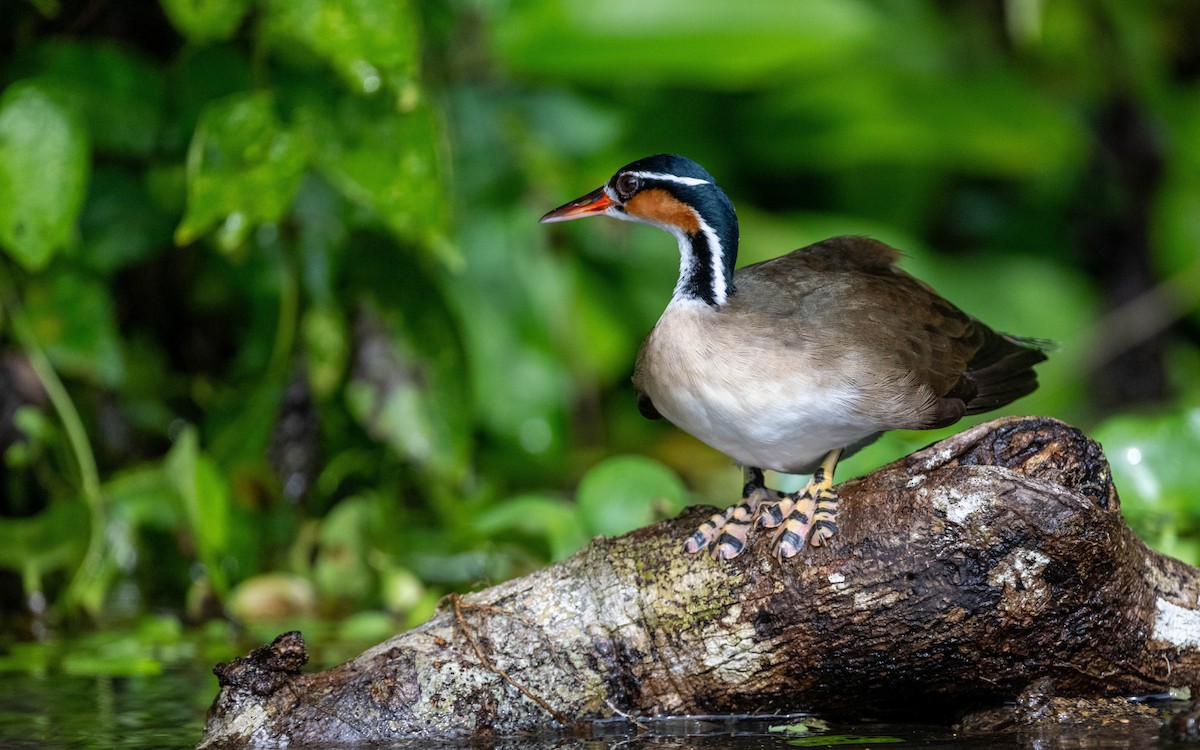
[198,416,1200,748]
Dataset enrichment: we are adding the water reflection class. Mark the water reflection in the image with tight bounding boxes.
[0,672,1181,750]
[0,669,208,750]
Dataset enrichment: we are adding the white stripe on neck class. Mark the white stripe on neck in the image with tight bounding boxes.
[666,216,727,307]
[698,215,727,305]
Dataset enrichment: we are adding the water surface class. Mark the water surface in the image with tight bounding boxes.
[0,662,1186,749]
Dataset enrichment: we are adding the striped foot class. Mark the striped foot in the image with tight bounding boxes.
[758,495,788,529]
[765,449,843,558]
[684,467,780,560]
[769,491,814,559]
[768,484,839,558]
[808,483,839,547]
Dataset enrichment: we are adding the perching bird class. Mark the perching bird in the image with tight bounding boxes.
[540,154,1047,561]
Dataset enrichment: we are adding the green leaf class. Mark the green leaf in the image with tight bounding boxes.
[494,0,880,88]
[160,0,253,43]
[379,565,426,615]
[1094,409,1200,564]
[337,610,397,643]
[346,379,435,466]
[75,167,174,273]
[476,494,588,561]
[576,455,688,537]
[166,46,256,152]
[265,0,420,96]
[23,273,125,387]
[58,619,187,677]
[564,263,637,381]
[344,254,471,481]
[176,91,308,249]
[165,427,232,595]
[0,501,88,595]
[0,80,90,270]
[1154,90,1200,280]
[441,208,574,463]
[304,97,450,260]
[31,40,165,157]
[517,91,622,158]
[769,719,830,735]
[751,71,1086,178]
[313,495,375,604]
[104,465,181,531]
[302,306,350,400]
[290,174,350,309]
[61,650,162,678]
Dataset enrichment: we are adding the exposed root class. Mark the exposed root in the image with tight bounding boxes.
[450,594,571,726]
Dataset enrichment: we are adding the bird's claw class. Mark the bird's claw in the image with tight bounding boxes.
[684,497,758,559]
[768,491,815,559]
[766,483,839,557]
[684,470,839,560]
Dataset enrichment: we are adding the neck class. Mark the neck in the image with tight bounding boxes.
[670,221,737,308]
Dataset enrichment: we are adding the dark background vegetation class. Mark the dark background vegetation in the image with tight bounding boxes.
[1,0,1198,661]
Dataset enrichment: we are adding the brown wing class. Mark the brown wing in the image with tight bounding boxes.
[855,262,1048,427]
[935,328,1048,422]
[735,236,1048,429]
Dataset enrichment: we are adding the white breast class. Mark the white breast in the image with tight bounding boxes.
[636,301,896,474]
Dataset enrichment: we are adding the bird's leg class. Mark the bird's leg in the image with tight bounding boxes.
[768,449,842,559]
[685,466,781,560]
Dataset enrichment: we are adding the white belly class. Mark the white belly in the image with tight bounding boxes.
[637,303,890,473]
[652,366,878,473]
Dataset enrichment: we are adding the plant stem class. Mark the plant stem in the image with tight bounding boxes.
[267,242,300,383]
[0,268,108,617]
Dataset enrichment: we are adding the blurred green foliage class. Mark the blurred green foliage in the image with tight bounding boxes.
[0,0,1198,641]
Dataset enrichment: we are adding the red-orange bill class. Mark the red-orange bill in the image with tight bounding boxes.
[539,186,614,223]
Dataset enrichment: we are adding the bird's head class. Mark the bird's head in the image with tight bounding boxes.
[539,154,738,247]
[541,154,740,306]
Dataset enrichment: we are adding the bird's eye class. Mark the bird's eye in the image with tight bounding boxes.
[615,173,641,198]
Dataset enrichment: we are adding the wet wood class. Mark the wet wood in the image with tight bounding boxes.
[198,416,1200,748]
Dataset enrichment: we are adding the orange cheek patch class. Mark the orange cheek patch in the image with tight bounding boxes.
[626,189,702,234]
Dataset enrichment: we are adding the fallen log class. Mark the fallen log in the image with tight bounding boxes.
[198,416,1200,748]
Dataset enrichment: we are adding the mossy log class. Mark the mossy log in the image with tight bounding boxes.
[198,416,1200,748]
